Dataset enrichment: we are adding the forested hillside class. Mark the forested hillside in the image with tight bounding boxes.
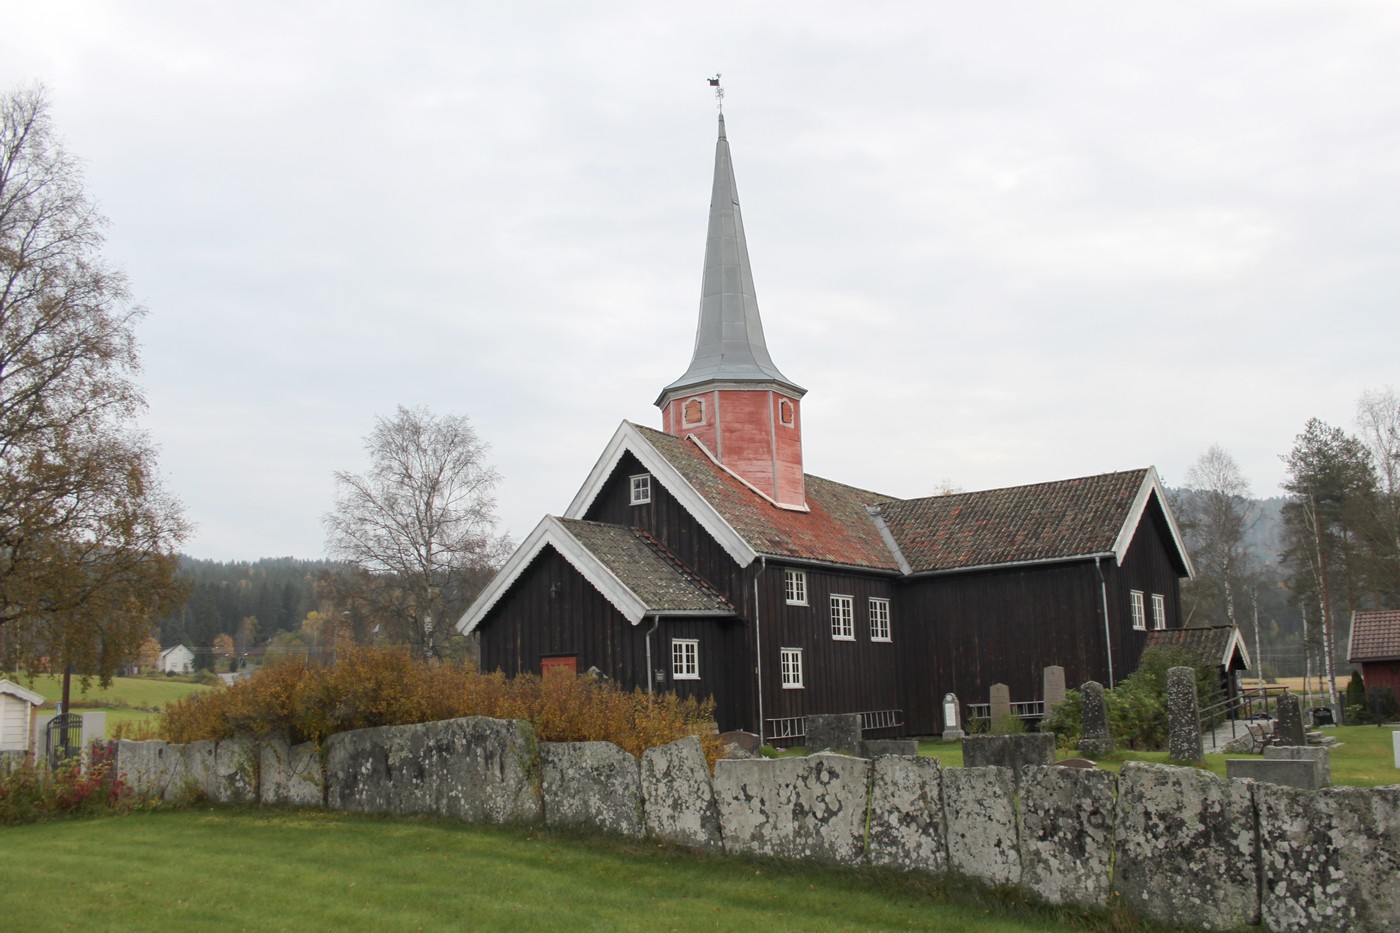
[154,557,341,667]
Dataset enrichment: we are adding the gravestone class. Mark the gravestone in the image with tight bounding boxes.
[941,692,964,741]
[1264,745,1331,787]
[805,713,862,754]
[1166,666,1203,763]
[1227,758,1322,790]
[1275,693,1306,747]
[718,730,760,759]
[862,739,918,758]
[1043,665,1066,710]
[1078,681,1113,757]
[962,734,1056,775]
[988,683,1011,726]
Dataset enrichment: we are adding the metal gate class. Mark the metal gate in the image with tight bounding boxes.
[46,713,83,768]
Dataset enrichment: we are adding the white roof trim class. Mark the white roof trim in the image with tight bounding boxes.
[685,433,810,513]
[563,421,757,567]
[1224,626,1252,671]
[1112,467,1195,578]
[457,516,654,633]
[0,679,45,706]
[866,506,913,576]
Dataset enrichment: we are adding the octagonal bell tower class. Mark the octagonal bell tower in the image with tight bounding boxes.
[656,113,807,510]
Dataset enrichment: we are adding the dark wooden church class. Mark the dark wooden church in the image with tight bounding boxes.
[457,112,1195,742]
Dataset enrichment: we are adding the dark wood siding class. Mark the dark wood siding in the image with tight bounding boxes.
[897,561,1107,734]
[479,455,1187,741]
[758,564,903,729]
[1109,495,1188,683]
[583,452,752,615]
[477,545,757,731]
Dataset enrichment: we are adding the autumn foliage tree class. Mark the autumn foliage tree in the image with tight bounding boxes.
[0,85,187,686]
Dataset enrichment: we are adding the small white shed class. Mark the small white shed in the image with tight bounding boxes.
[160,645,195,674]
[0,679,46,756]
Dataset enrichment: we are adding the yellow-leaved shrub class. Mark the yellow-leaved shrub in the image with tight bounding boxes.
[159,646,723,767]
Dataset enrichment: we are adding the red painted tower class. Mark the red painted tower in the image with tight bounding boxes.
[656,113,808,510]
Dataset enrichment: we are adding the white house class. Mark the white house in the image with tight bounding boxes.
[160,645,195,674]
[0,679,46,759]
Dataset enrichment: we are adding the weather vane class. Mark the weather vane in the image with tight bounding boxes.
[707,73,724,113]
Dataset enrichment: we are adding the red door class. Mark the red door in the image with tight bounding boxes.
[540,656,577,678]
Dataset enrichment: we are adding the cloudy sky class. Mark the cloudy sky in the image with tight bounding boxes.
[4,3,1398,561]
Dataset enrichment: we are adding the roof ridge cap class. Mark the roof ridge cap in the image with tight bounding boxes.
[631,527,734,608]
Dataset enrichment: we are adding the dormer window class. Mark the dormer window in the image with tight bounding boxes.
[682,398,705,427]
[630,473,652,505]
[778,398,794,426]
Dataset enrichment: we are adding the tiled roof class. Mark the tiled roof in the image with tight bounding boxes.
[877,469,1150,574]
[632,425,902,571]
[1349,610,1400,662]
[1143,625,1246,670]
[557,518,733,614]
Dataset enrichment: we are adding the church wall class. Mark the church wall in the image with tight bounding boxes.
[476,545,755,730]
[581,452,754,616]
[478,545,644,680]
[897,561,1107,733]
[757,564,903,735]
[1108,495,1188,683]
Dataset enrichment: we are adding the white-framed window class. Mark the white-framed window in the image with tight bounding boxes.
[784,569,807,606]
[671,638,699,680]
[869,597,891,642]
[1130,590,1146,630]
[778,398,795,426]
[1151,594,1166,631]
[629,473,652,505]
[830,595,854,640]
[780,647,803,688]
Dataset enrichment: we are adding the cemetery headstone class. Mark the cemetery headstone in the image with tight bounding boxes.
[1166,666,1203,763]
[1078,681,1112,757]
[989,683,1011,727]
[941,692,964,741]
[1043,665,1066,710]
[1275,693,1306,747]
[805,713,862,754]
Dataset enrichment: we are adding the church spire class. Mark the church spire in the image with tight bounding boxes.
[656,112,805,405]
[656,106,808,511]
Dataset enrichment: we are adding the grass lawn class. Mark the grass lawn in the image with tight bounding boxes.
[0,809,1151,933]
[879,727,1399,787]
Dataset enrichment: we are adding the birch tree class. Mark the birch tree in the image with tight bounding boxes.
[324,406,509,659]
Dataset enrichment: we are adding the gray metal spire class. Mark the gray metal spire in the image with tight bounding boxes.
[657,114,805,405]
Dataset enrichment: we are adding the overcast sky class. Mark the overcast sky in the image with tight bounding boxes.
[5,3,1398,561]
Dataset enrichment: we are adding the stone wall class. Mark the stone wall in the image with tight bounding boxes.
[114,720,1400,932]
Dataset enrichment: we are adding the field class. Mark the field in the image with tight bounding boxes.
[14,674,215,729]
[0,809,1151,933]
